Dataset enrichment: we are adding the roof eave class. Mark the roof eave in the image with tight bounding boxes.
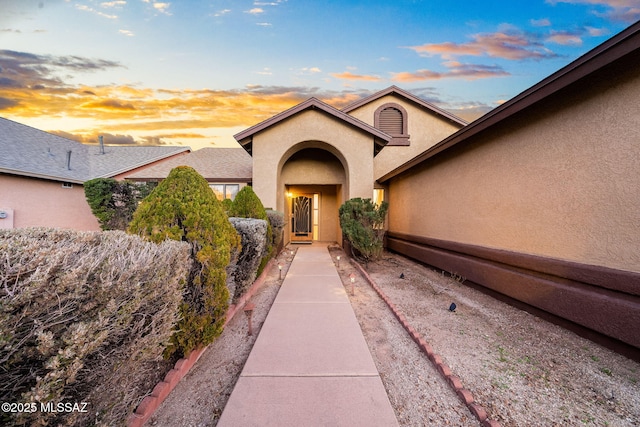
[342,85,468,126]
[0,168,85,184]
[378,21,640,183]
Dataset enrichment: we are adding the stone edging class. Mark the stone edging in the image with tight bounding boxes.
[126,258,276,427]
[350,259,502,427]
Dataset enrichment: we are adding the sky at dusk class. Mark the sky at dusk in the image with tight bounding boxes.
[1,0,638,150]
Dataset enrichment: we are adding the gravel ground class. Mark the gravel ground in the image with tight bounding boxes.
[146,244,640,427]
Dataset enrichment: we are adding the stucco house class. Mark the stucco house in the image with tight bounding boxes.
[232,21,640,358]
[234,87,466,244]
[0,117,190,230]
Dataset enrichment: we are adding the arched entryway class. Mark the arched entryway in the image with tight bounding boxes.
[279,143,347,244]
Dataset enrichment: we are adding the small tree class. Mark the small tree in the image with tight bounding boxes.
[339,197,388,264]
[127,166,240,357]
[84,178,155,230]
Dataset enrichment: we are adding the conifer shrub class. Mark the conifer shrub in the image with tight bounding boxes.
[127,166,241,358]
[229,186,274,276]
[84,178,155,230]
[0,228,190,427]
[228,217,268,302]
[266,209,285,253]
[339,197,388,264]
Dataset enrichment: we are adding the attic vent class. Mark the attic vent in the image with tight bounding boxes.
[378,107,403,135]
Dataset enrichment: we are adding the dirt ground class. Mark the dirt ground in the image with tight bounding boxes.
[147,245,640,427]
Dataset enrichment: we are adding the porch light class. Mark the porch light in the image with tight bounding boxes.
[286,191,293,198]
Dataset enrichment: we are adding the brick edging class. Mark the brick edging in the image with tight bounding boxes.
[349,259,502,427]
[126,258,276,427]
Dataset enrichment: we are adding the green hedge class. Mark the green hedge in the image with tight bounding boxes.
[128,166,240,358]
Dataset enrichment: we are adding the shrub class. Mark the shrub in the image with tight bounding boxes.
[84,178,155,230]
[127,166,240,358]
[228,218,268,302]
[229,186,273,275]
[339,197,388,264]
[0,228,190,427]
[266,209,285,253]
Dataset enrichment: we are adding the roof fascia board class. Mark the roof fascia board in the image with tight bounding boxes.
[342,85,467,126]
[96,147,191,178]
[234,97,392,145]
[0,168,84,184]
[378,22,640,183]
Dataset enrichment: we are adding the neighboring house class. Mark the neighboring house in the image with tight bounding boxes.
[0,117,190,230]
[233,22,640,357]
[125,147,253,200]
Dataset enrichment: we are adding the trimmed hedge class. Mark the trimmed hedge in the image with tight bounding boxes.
[228,218,268,302]
[0,228,190,427]
[127,166,240,358]
[229,186,273,276]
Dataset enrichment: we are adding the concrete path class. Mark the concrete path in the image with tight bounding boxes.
[217,244,399,427]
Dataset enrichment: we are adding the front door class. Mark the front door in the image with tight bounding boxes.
[291,195,313,243]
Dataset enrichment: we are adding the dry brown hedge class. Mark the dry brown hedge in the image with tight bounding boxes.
[0,228,191,427]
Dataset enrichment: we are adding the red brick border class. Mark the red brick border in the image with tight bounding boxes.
[349,258,502,427]
[126,259,276,427]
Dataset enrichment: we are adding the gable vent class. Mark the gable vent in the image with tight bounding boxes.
[378,107,403,134]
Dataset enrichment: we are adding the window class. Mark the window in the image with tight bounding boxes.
[210,184,240,200]
[373,188,385,207]
[374,103,410,146]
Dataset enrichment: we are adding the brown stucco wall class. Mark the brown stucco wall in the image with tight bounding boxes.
[347,94,464,180]
[387,63,640,274]
[0,174,100,231]
[251,109,375,213]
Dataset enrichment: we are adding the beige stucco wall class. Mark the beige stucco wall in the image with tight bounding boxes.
[387,67,640,273]
[0,174,100,231]
[347,94,464,180]
[251,109,375,213]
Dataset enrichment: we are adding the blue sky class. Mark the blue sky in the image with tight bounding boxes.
[1,0,638,149]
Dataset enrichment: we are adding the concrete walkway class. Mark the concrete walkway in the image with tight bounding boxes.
[218,244,399,427]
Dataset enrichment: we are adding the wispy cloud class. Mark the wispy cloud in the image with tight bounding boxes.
[406,29,557,61]
[101,1,127,8]
[531,18,552,26]
[392,62,509,82]
[330,71,382,81]
[214,9,232,17]
[246,8,265,15]
[547,30,584,45]
[75,4,117,19]
[546,0,640,22]
[142,0,172,16]
[119,29,135,36]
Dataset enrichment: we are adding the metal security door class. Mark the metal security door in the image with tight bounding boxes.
[291,195,313,242]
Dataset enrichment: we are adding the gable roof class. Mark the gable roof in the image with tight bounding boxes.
[0,117,190,183]
[342,85,468,127]
[234,97,392,155]
[126,147,253,181]
[378,20,640,183]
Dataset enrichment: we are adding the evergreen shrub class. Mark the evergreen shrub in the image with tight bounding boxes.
[127,166,240,358]
[228,218,268,302]
[339,197,388,263]
[84,178,155,230]
[229,186,274,276]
